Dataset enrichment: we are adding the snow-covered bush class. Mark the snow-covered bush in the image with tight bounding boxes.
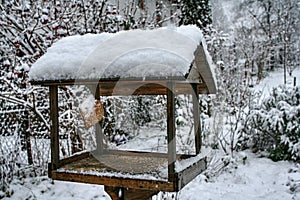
[0,130,21,197]
[246,85,300,161]
[0,154,15,197]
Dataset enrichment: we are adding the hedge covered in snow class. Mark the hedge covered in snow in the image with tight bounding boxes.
[246,85,300,161]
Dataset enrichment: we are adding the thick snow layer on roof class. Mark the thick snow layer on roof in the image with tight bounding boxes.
[29,25,205,81]
[29,33,113,81]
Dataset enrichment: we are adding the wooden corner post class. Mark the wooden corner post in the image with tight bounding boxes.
[192,83,201,154]
[167,82,176,182]
[49,85,59,172]
[95,83,103,154]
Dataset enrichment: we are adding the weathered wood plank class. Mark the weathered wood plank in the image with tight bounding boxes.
[95,84,104,154]
[57,151,90,168]
[32,79,208,95]
[105,186,159,200]
[194,44,217,94]
[167,82,176,182]
[102,149,192,159]
[30,76,187,86]
[177,157,207,190]
[95,122,103,154]
[49,85,59,171]
[104,186,120,200]
[51,171,176,191]
[192,83,201,154]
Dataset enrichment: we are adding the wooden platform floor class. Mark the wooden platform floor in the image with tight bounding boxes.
[60,153,168,178]
[51,151,207,192]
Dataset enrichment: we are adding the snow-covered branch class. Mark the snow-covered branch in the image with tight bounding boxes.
[0,94,50,131]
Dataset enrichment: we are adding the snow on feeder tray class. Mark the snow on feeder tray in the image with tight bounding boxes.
[29,25,217,200]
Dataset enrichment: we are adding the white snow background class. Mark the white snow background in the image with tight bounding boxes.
[3,68,300,200]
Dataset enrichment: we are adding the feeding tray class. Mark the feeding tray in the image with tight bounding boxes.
[50,150,207,192]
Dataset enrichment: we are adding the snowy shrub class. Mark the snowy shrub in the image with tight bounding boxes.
[0,155,15,196]
[203,55,256,156]
[246,85,300,161]
[0,131,20,196]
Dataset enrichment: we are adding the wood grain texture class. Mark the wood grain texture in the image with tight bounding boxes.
[49,85,59,170]
[167,82,176,182]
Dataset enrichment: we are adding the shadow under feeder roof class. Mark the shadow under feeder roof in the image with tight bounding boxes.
[29,25,216,200]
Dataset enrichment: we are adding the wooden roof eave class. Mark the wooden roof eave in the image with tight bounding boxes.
[193,44,217,94]
[30,77,209,96]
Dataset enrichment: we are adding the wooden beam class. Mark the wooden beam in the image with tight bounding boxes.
[192,83,201,154]
[105,186,158,200]
[51,171,175,192]
[49,85,59,171]
[32,79,209,96]
[107,81,206,96]
[167,82,176,182]
[95,122,104,154]
[194,44,217,94]
[177,157,207,190]
[104,186,121,200]
[95,84,104,154]
[103,149,192,159]
[57,151,90,168]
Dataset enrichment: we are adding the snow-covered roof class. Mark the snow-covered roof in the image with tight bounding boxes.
[29,25,216,93]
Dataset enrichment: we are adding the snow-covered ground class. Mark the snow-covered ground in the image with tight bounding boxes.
[255,68,300,99]
[179,151,300,200]
[4,151,299,200]
[3,68,300,200]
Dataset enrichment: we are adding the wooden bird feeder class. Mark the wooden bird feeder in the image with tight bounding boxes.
[29,26,216,200]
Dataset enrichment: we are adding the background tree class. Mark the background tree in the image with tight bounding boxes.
[236,0,300,81]
[205,0,300,158]
[178,0,212,29]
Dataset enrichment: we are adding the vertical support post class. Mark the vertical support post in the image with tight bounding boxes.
[49,85,59,171]
[192,83,201,154]
[95,84,103,154]
[95,122,103,154]
[167,82,176,182]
